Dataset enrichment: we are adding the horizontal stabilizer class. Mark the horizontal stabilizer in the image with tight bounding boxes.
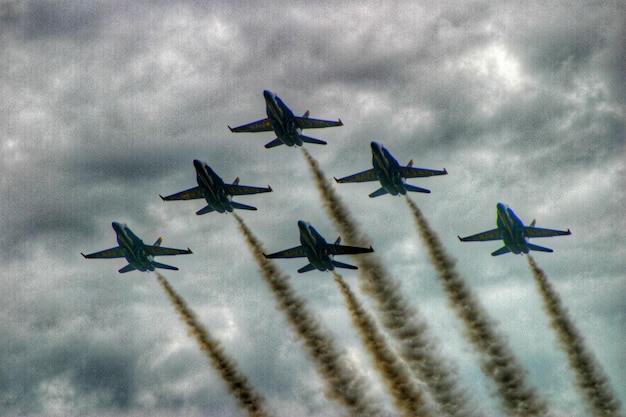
[298,264,317,273]
[196,205,215,215]
[369,187,389,198]
[153,262,179,271]
[230,201,257,211]
[491,246,511,256]
[118,264,137,273]
[264,138,284,149]
[527,243,553,253]
[404,184,431,194]
[300,135,327,145]
[331,260,358,270]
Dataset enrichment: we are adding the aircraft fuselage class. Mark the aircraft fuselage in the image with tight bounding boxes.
[264,90,303,147]
[112,222,155,272]
[371,141,406,195]
[496,203,530,254]
[298,220,334,271]
[194,159,233,213]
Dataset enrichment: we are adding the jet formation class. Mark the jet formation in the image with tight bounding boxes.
[334,141,448,197]
[228,90,343,149]
[458,203,572,256]
[81,222,193,273]
[83,91,571,273]
[160,160,273,214]
[264,221,374,273]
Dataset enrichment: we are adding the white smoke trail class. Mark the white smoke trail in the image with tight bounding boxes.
[527,256,624,417]
[155,272,270,417]
[302,147,477,417]
[406,197,550,417]
[232,214,386,417]
[333,272,434,417]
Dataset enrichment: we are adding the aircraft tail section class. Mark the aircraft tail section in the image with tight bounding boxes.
[264,138,284,148]
[527,243,553,253]
[298,263,316,273]
[118,264,137,273]
[230,201,258,211]
[404,184,431,194]
[331,260,358,270]
[300,135,327,145]
[153,261,179,271]
[369,187,389,198]
[491,246,511,256]
[196,205,215,215]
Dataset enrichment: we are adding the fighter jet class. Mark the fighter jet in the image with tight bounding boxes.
[334,141,447,197]
[458,203,571,256]
[264,221,374,273]
[160,160,272,214]
[81,222,193,273]
[228,90,343,149]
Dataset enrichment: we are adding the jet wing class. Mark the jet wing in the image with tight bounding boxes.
[295,117,343,129]
[399,167,447,178]
[458,229,501,242]
[334,169,377,183]
[160,187,204,201]
[327,244,374,255]
[264,246,307,259]
[224,184,273,196]
[145,246,193,256]
[229,118,273,133]
[81,246,125,259]
[524,227,571,238]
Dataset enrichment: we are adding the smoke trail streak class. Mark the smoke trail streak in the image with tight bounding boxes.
[527,256,624,417]
[405,197,550,417]
[302,148,476,417]
[155,272,270,417]
[333,272,434,417]
[232,214,385,417]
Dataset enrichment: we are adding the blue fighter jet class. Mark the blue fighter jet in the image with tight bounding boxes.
[228,90,343,149]
[160,160,272,214]
[458,203,571,256]
[334,141,447,197]
[81,222,193,273]
[264,221,374,273]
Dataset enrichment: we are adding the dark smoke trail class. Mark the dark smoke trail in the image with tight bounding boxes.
[232,214,385,417]
[302,148,477,417]
[155,272,270,417]
[333,272,434,417]
[405,197,550,417]
[527,256,624,417]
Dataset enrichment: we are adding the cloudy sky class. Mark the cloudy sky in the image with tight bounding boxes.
[1,0,624,416]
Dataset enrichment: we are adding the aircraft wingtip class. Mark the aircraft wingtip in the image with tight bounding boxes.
[262,253,269,259]
[228,125,234,132]
[338,118,343,125]
[333,177,339,183]
[457,236,463,242]
[268,185,273,192]
[188,248,193,254]
[80,252,86,258]
[159,195,166,201]
[443,168,448,174]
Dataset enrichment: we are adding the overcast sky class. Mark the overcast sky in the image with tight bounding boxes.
[1,0,624,416]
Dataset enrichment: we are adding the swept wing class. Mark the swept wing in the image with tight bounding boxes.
[399,167,447,178]
[160,187,204,201]
[145,246,193,256]
[224,184,272,196]
[229,118,273,133]
[296,117,343,129]
[264,246,307,259]
[458,229,501,242]
[81,247,125,259]
[334,169,377,183]
[524,227,571,238]
[327,244,374,255]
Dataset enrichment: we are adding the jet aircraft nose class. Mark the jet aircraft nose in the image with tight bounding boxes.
[193,159,205,171]
[263,90,276,102]
[297,220,310,233]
